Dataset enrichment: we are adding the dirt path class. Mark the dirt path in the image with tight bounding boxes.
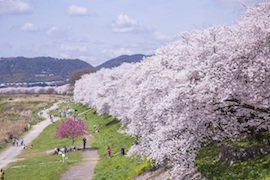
[61,134,100,180]
[0,101,61,169]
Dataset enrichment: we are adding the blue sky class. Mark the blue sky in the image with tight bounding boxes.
[0,0,263,66]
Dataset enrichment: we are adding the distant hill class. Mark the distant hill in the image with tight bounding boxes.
[96,54,148,70]
[0,57,94,83]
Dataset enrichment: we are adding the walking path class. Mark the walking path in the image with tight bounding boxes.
[61,134,100,180]
[0,101,61,169]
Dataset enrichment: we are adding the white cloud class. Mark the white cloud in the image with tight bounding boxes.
[67,5,88,16]
[46,26,59,35]
[46,26,67,38]
[102,47,133,57]
[60,44,87,52]
[0,0,32,15]
[112,14,140,33]
[20,23,38,31]
[152,31,176,41]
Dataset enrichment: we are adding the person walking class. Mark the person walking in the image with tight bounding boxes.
[121,146,125,155]
[108,146,111,158]
[83,137,86,149]
[0,169,4,180]
[15,139,19,146]
[20,138,24,146]
[12,138,15,146]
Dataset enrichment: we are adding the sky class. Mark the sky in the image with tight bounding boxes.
[0,0,263,66]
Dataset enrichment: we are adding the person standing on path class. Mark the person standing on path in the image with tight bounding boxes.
[15,139,19,146]
[108,146,111,158]
[83,137,86,149]
[20,138,24,146]
[12,138,15,146]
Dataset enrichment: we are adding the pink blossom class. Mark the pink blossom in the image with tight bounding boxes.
[55,118,87,145]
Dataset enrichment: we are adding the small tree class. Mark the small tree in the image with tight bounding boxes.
[55,118,88,146]
[69,68,96,87]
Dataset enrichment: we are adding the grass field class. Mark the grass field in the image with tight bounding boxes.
[3,99,150,180]
[4,120,83,180]
[0,94,69,150]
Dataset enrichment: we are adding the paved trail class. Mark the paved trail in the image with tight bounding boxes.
[61,134,100,180]
[0,101,61,169]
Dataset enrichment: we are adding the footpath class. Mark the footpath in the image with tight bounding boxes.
[60,134,100,180]
[0,101,61,169]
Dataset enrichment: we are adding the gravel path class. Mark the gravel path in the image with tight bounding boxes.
[60,134,100,180]
[0,101,61,169]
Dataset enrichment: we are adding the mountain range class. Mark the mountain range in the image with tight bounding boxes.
[96,54,147,70]
[0,54,147,83]
[0,57,94,83]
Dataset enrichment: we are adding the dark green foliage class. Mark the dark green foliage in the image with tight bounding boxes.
[195,139,270,180]
[0,57,94,83]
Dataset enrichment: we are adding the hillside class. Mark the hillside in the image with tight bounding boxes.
[96,54,148,70]
[0,57,94,83]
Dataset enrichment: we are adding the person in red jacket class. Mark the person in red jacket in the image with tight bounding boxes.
[108,146,111,158]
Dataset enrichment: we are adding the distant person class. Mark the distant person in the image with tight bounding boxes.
[108,146,111,158]
[53,148,59,155]
[22,144,28,150]
[94,124,96,129]
[12,138,15,146]
[0,169,4,180]
[121,146,125,155]
[16,139,19,146]
[20,138,24,146]
[83,137,86,149]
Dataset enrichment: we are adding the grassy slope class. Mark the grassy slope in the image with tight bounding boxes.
[5,120,83,180]
[71,103,151,180]
[195,142,270,180]
[4,102,150,180]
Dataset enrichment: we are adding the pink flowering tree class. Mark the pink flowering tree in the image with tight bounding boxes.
[55,118,88,146]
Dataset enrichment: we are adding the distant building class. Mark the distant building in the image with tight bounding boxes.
[0,83,6,88]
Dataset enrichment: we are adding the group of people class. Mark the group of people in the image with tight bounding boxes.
[52,146,74,155]
[12,137,31,150]
[12,138,23,147]
[93,124,100,134]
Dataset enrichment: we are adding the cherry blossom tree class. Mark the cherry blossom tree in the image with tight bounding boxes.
[55,118,88,146]
[74,1,270,178]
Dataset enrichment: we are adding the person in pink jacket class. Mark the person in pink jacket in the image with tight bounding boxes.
[108,146,111,158]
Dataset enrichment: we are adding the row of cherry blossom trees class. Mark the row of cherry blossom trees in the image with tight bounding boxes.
[74,1,270,178]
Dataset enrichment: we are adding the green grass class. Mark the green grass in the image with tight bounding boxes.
[5,119,83,180]
[4,101,151,180]
[195,142,270,180]
[71,103,151,180]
